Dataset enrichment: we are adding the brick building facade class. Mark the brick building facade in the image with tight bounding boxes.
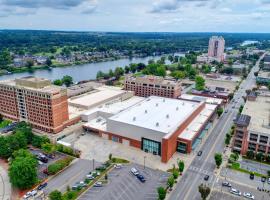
[124,75,181,98]
[0,77,70,134]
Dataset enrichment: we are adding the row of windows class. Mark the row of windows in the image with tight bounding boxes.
[125,82,176,90]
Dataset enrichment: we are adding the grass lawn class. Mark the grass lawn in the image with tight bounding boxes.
[111,157,129,164]
[0,120,12,129]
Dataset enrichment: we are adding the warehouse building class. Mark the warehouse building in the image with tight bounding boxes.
[82,96,217,163]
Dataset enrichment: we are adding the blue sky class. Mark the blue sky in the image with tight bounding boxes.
[0,0,270,32]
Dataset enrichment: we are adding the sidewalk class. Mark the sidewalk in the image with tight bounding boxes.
[0,162,11,200]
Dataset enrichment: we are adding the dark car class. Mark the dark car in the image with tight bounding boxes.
[43,168,49,175]
[250,173,254,180]
[222,181,232,187]
[204,175,209,181]
[197,151,202,156]
[137,174,146,182]
[37,182,47,190]
[37,155,48,163]
[261,176,266,182]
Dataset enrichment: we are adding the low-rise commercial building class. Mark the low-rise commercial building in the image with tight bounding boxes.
[232,94,270,155]
[0,76,75,134]
[256,71,270,84]
[82,96,217,163]
[124,75,181,98]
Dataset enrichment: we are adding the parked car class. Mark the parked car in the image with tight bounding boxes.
[43,168,49,175]
[222,181,231,187]
[268,177,270,184]
[243,192,254,199]
[249,173,254,180]
[230,188,241,196]
[37,182,47,190]
[23,192,32,199]
[89,171,100,178]
[94,181,102,187]
[197,151,202,156]
[114,164,122,169]
[261,176,266,182]
[131,168,139,176]
[79,181,87,187]
[137,174,146,183]
[37,155,48,163]
[204,175,209,181]
[86,174,94,180]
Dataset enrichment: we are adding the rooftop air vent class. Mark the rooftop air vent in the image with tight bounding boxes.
[182,102,185,105]
[166,114,169,119]
[156,122,159,127]
[145,110,147,114]
[156,103,158,107]
[163,99,165,102]
[133,117,136,121]
[176,107,179,111]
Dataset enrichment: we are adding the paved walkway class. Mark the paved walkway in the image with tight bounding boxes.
[0,164,11,200]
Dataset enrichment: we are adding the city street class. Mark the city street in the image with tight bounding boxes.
[168,54,264,200]
[0,164,11,200]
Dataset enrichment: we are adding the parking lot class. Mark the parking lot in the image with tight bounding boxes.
[78,163,170,200]
[29,148,67,180]
[44,158,101,194]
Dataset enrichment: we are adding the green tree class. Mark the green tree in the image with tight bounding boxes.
[0,49,12,67]
[217,108,224,117]
[124,66,130,74]
[0,136,11,158]
[109,153,112,160]
[46,58,52,66]
[198,184,211,200]
[15,122,33,144]
[256,152,264,162]
[214,153,222,168]
[114,67,124,79]
[157,187,166,200]
[53,79,63,86]
[49,190,63,200]
[156,66,166,77]
[9,149,38,189]
[172,169,179,179]
[167,176,174,189]
[0,114,3,123]
[25,59,34,68]
[61,75,73,87]
[195,76,205,91]
[246,150,255,159]
[225,133,231,146]
[42,143,56,155]
[32,135,50,148]
[178,160,185,174]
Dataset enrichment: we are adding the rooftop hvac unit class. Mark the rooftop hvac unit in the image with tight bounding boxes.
[156,103,158,107]
[163,99,165,102]
[176,107,179,111]
[166,114,169,118]
[145,110,147,114]
[156,122,159,127]
[133,117,136,121]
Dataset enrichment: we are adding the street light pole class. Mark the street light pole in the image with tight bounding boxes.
[144,156,146,170]
[93,158,95,170]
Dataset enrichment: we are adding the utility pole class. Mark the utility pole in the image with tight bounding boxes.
[143,156,146,170]
[93,158,95,170]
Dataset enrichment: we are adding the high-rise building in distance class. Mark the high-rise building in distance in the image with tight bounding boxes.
[208,36,225,62]
[0,76,70,134]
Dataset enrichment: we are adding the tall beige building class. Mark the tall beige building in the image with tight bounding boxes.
[208,36,225,62]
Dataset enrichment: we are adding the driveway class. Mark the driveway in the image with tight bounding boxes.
[0,164,11,200]
[44,158,101,195]
[239,159,270,176]
[73,133,194,171]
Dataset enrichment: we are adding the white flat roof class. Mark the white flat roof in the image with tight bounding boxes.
[178,104,217,140]
[69,86,125,108]
[82,96,144,117]
[180,94,223,105]
[84,116,107,131]
[109,96,202,135]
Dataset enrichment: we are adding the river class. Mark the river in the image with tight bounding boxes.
[0,56,174,82]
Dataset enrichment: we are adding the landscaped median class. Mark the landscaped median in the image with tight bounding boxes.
[228,162,265,177]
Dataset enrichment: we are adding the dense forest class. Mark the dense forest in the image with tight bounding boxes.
[1,30,270,55]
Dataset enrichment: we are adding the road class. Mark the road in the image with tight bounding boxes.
[168,54,264,200]
[0,164,11,200]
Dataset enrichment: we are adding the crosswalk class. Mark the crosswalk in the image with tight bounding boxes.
[189,165,212,176]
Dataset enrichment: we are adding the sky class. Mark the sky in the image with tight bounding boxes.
[0,0,270,32]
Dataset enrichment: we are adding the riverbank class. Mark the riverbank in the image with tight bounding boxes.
[0,55,162,77]
[0,55,167,82]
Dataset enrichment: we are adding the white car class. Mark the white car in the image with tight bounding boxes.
[243,192,254,199]
[230,188,241,196]
[114,164,122,169]
[131,167,139,176]
[23,192,32,199]
[86,174,94,180]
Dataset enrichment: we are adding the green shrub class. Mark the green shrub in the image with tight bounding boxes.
[48,157,73,175]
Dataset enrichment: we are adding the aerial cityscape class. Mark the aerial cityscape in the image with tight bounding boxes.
[0,1,270,200]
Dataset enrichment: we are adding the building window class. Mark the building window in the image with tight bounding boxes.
[177,142,187,153]
[112,136,119,142]
[141,138,161,155]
